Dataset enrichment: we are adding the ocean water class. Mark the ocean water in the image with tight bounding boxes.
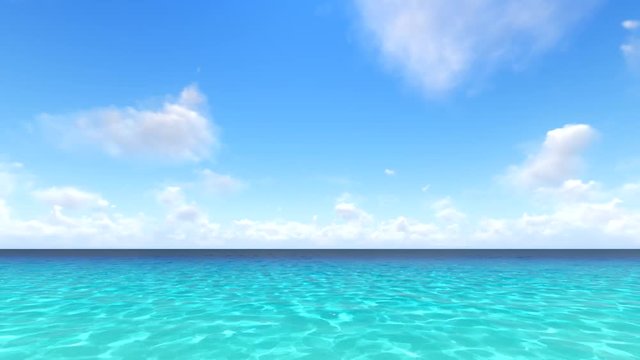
[1,250,639,359]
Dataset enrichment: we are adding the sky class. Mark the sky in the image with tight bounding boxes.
[1,0,640,248]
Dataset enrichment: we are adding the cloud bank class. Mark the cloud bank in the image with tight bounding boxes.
[2,124,640,248]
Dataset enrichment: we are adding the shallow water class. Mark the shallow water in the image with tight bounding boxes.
[1,251,639,359]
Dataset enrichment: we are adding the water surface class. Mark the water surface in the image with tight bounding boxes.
[1,250,639,359]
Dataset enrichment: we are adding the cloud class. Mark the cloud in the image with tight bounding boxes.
[535,179,601,202]
[155,186,222,246]
[5,150,640,248]
[42,85,217,162]
[355,0,597,94]
[231,219,319,243]
[156,186,186,208]
[621,40,640,63]
[622,20,639,30]
[421,185,430,192]
[432,197,466,223]
[157,186,205,223]
[199,169,246,195]
[474,198,640,247]
[335,202,373,223]
[3,181,640,248]
[506,124,597,189]
[621,20,640,69]
[0,201,146,248]
[32,186,110,210]
[384,168,396,176]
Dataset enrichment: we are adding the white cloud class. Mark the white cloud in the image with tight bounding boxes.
[335,202,373,223]
[199,169,246,194]
[432,197,466,223]
[231,219,318,244]
[3,183,640,248]
[42,85,217,162]
[355,0,597,94]
[473,198,640,247]
[156,186,186,208]
[157,186,204,223]
[0,203,146,248]
[370,216,451,246]
[384,168,396,176]
[621,39,640,68]
[4,151,640,248]
[622,20,639,30]
[622,19,640,68]
[506,124,597,189]
[32,186,110,210]
[535,179,601,202]
[226,215,457,248]
[155,186,222,247]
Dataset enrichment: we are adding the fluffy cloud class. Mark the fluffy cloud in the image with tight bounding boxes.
[157,186,206,223]
[4,124,640,248]
[155,186,222,247]
[42,85,217,161]
[473,199,640,248]
[384,168,396,176]
[0,199,146,248]
[33,186,110,210]
[3,184,640,248]
[0,164,139,247]
[621,20,640,69]
[355,0,597,94]
[506,124,597,189]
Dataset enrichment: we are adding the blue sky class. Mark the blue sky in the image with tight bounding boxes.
[1,0,640,248]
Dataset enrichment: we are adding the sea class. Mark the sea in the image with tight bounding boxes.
[1,250,638,359]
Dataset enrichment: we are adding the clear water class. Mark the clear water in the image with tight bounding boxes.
[1,251,639,359]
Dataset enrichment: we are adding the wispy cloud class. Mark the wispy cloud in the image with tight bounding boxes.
[198,169,246,195]
[621,19,640,69]
[355,0,598,95]
[33,186,110,210]
[384,168,396,176]
[41,85,217,162]
[622,20,639,30]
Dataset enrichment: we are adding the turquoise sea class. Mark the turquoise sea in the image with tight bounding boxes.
[1,250,639,359]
